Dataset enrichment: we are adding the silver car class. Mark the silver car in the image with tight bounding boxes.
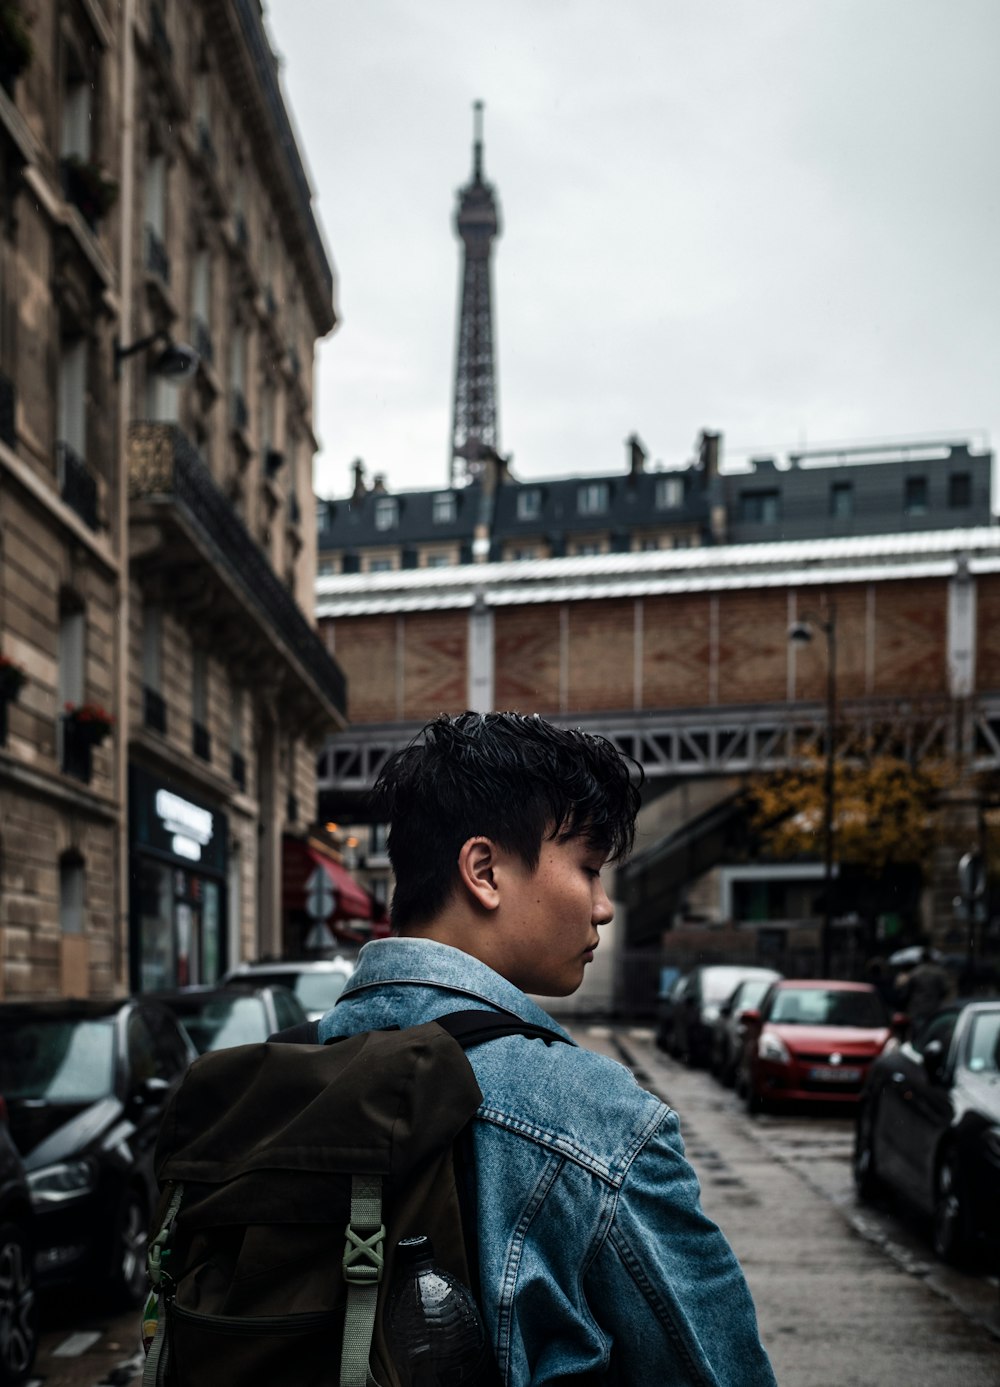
[222,957,357,1023]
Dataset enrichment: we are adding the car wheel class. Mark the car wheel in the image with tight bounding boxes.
[853,1101,881,1202]
[0,1219,37,1386]
[744,1074,767,1115]
[108,1189,149,1309]
[932,1149,972,1266]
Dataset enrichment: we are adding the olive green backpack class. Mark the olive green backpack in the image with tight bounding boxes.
[141,1012,565,1387]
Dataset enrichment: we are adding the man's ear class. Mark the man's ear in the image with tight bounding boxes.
[457,836,501,912]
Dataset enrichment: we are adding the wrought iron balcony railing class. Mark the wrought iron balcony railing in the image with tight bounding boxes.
[128,423,347,720]
[57,442,100,531]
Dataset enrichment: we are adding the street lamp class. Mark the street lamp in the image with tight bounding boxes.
[789,602,837,977]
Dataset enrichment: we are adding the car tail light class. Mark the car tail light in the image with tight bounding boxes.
[0,1094,7,1124]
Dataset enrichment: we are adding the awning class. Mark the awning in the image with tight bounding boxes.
[282,837,389,938]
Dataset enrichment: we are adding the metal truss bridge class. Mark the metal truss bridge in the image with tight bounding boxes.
[317,696,1000,813]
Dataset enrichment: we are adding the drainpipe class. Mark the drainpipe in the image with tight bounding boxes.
[114,0,137,992]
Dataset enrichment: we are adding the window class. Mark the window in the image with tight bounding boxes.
[59,855,85,935]
[739,489,780,524]
[374,497,398,531]
[61,66,92,162]
[58,601,85,711]
[577,482,609,516]
[432,493,456,525]
[508,545,539,562]
[571,542,602,557]
[317,558,335,575]
[367,557,394,573]
[948,472,972,508]
[192,647,210,760]
[655,476,684,510]
[638,537,661,552]
[142,603,165,731]
[904,476,928,516]
[58,338,87,460]
[144,152,168,278]
[424,553,453,568]
[830,482,853,519]
[517,489,541,521]
[191,249,213,361]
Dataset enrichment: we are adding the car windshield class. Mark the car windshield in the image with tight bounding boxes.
[242,971,349,1013]
[966,1010,1000,1074]
[173,995,269,1053]
[0,1018,116,1101]
[769,989,886,1028]
[737,978,773,1012]
[703,969,755,1003]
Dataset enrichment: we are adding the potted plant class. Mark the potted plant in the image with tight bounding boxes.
[61,155,119,226]
[0,652,27,701]
[64,700,115,744]
[0,3,33,91]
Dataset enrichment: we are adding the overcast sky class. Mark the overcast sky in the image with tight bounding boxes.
[266,1,1000,502]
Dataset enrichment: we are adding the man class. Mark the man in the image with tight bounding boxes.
[321,712,776,1386]
[899,947,953,1034]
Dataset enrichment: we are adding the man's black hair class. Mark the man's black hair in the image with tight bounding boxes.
[371,711,643,932]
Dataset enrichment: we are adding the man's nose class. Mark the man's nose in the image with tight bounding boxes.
[593,881,614,927]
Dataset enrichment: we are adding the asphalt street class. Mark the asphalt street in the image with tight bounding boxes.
[27,1023,1000,1386]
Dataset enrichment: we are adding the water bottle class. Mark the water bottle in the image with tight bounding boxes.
[384,1234,491,1387]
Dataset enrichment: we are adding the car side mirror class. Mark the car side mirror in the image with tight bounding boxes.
[132,1075,171,1109]
[890,1011,910,1039]
[719,1003,732,1019]
[741,1008,762,1029]
[922,1038,946,1081]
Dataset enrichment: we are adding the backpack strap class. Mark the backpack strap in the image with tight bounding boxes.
[340,1173,386,1387]
[434,1009,570,1050]
[268,1018,321,1044]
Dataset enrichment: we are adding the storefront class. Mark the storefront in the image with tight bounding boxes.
[129,765,228,992]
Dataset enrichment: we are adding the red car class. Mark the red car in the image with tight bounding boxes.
[737,980,893,1111]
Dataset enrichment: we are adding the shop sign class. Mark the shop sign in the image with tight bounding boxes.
[130,765,227,874]
[156,789,214,862]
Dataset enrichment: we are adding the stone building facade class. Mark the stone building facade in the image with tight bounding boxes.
[0,0,346,999]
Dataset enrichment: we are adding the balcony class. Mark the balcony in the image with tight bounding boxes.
[128,423,348,733]
[57,442,100,531]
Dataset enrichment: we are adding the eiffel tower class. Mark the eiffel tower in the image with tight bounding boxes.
[450,101,502,485]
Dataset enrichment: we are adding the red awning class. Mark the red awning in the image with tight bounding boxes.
[310,851,376,920]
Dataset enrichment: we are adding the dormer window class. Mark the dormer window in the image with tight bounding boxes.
[374,497,398,531]
[517,488,541,521]
[655,476,684,510]
[577,482,609,516]
[432,493,456,524]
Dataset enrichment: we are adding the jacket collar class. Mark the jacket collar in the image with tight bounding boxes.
[340,937,576,1043]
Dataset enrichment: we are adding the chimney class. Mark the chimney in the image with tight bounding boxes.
[698,430,720,480]
[627,433,647,477]
[371,473,388,495]
[351,458,367,500]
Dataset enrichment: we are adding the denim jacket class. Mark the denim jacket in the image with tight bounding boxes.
[320,938,776,1387]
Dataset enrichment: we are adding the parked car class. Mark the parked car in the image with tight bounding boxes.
[854,997,1000,1267]
[0,998,196,1307]
[0,1094,36,1386]
[654,970,688,1052]
[672,965,783,1067]
[222,957,357,1022]
[151,984,308,1052]
[737,980,893,1112]
[709,970,783,1086]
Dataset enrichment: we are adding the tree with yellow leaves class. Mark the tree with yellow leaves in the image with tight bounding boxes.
[748,753,949,876]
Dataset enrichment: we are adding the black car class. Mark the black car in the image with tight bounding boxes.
[0,998,196,1307]
[854,997,1000,1266]
[0,1094,36,1385]
[151,984,308,1053]
[672,965,783,1067]
[709,970,783,1086]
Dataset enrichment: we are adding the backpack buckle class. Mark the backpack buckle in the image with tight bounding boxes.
[342,1221,386,1284]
